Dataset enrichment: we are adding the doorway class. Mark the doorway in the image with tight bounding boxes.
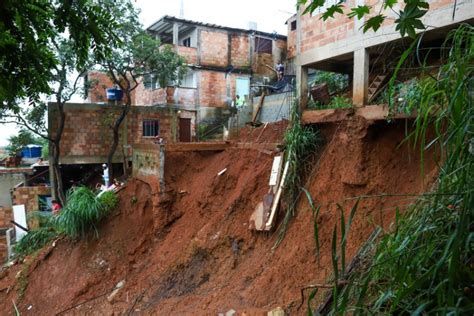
[179,118,192,142]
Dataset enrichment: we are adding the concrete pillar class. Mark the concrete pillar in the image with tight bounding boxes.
[172,23,179,45]
[297,65,309,113]
[159,144,165,192]
[353,48,369,107]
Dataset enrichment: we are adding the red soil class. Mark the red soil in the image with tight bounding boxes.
[0,118,439,315]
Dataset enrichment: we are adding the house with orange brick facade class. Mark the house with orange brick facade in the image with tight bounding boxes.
[290,0,474,113]
[135,16,287,124]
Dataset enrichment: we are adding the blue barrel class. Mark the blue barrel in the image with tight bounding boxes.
[106,88,124,101]
[22,145,42,158]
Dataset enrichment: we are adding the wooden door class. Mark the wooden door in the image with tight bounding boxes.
[179,118,192,142]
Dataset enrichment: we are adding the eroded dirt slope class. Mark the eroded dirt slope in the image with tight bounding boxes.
[0,118,438,315]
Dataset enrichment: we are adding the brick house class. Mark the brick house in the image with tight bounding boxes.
[48,103,192,165]
[135,16,287,124]
[290,0,474,109]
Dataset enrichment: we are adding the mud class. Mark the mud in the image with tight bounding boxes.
[0,118,439,315]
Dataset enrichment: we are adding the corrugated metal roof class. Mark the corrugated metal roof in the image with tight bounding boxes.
[147,15,287,40]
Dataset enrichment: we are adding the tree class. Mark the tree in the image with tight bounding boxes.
[5,129,41,157]
[297,0,430,38]
[97,0,186,181]
[0,0,119,112]
[0,39,93,205]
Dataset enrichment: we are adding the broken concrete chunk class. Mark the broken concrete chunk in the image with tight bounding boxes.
[267,306,285,316]
[225,309,236,316]
[107,280,126,303]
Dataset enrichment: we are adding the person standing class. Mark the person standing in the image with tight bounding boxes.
[102,163,110,188]
[276,61,284,81]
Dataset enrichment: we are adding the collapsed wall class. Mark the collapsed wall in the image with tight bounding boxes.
[0,118,438,315]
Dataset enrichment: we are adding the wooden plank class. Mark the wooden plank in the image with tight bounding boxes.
[252,91,266,124]
[265,161,290,231]
[234,143,281,151]
[302,105,417,125]
[165,142,230,152]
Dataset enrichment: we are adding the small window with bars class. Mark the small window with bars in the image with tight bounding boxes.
[142,119,160,137]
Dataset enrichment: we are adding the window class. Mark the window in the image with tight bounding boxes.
[290,20,297,31]
[254,37,272,54]
[180,70,197,88]
[143,74,159,90]
[182,37,191,47]
[142,120,159,137]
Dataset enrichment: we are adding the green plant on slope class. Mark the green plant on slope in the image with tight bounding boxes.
[311,71,349,95]
[274,103,321,248]
[327,96,352,109]
[13,227,57,260]
[55,187,118,239]
[308,24,474,315]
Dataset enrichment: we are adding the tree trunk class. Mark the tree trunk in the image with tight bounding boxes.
[106,103,130,181]
[50,102,67,205]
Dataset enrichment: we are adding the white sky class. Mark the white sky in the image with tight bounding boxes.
[0,0,296,146]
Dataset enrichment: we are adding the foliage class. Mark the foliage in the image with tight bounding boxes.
[274,102,321,248]
[55,186,118,239]
[95,0,186,181]
[0,0,119,111]
[311,71,349,95]
[152,45,188,88]
[13,227,57,260]
[13,211,58,259]
[328,96,352,109]
[97,191,119,214]
[308,24,474,315]
[298,0,429,38]
[6,129,42,157]
[307,96,352,110]
[376,78,424,113]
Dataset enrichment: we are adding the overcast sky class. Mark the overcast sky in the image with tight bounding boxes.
[0,0,296,147]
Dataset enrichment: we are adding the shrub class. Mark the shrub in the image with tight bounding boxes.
[327,96,352,109]
[13,227,57,259]
[55,186,118,239]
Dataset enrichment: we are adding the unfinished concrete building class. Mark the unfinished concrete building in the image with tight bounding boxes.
[291,0,474,119]
[135,16,287,125]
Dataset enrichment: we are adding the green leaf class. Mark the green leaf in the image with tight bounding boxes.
[303,0,325,14]
[384,0,398,9]
[348,5,371,19]
[321,4,344,21]
[363,14,385,33]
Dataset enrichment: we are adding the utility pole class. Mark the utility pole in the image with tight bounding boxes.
[179,0,184,18]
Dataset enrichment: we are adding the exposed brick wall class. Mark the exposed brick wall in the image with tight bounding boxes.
[253,53,275,77]
[230,34,250,68]
[135,80,167,106]
[12,186,51,229]
[0,236,7,263]
[87,71,136,105]
[0,206,13,228]
[200,30,229,68]
[12,186,51,214]
[132,28,285,109]
[49,103,183,162]
[300,1,355,53]
[177,46,198,64]
[299,0,457,54]
[287,16,297,59]
[199,71,227,107]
